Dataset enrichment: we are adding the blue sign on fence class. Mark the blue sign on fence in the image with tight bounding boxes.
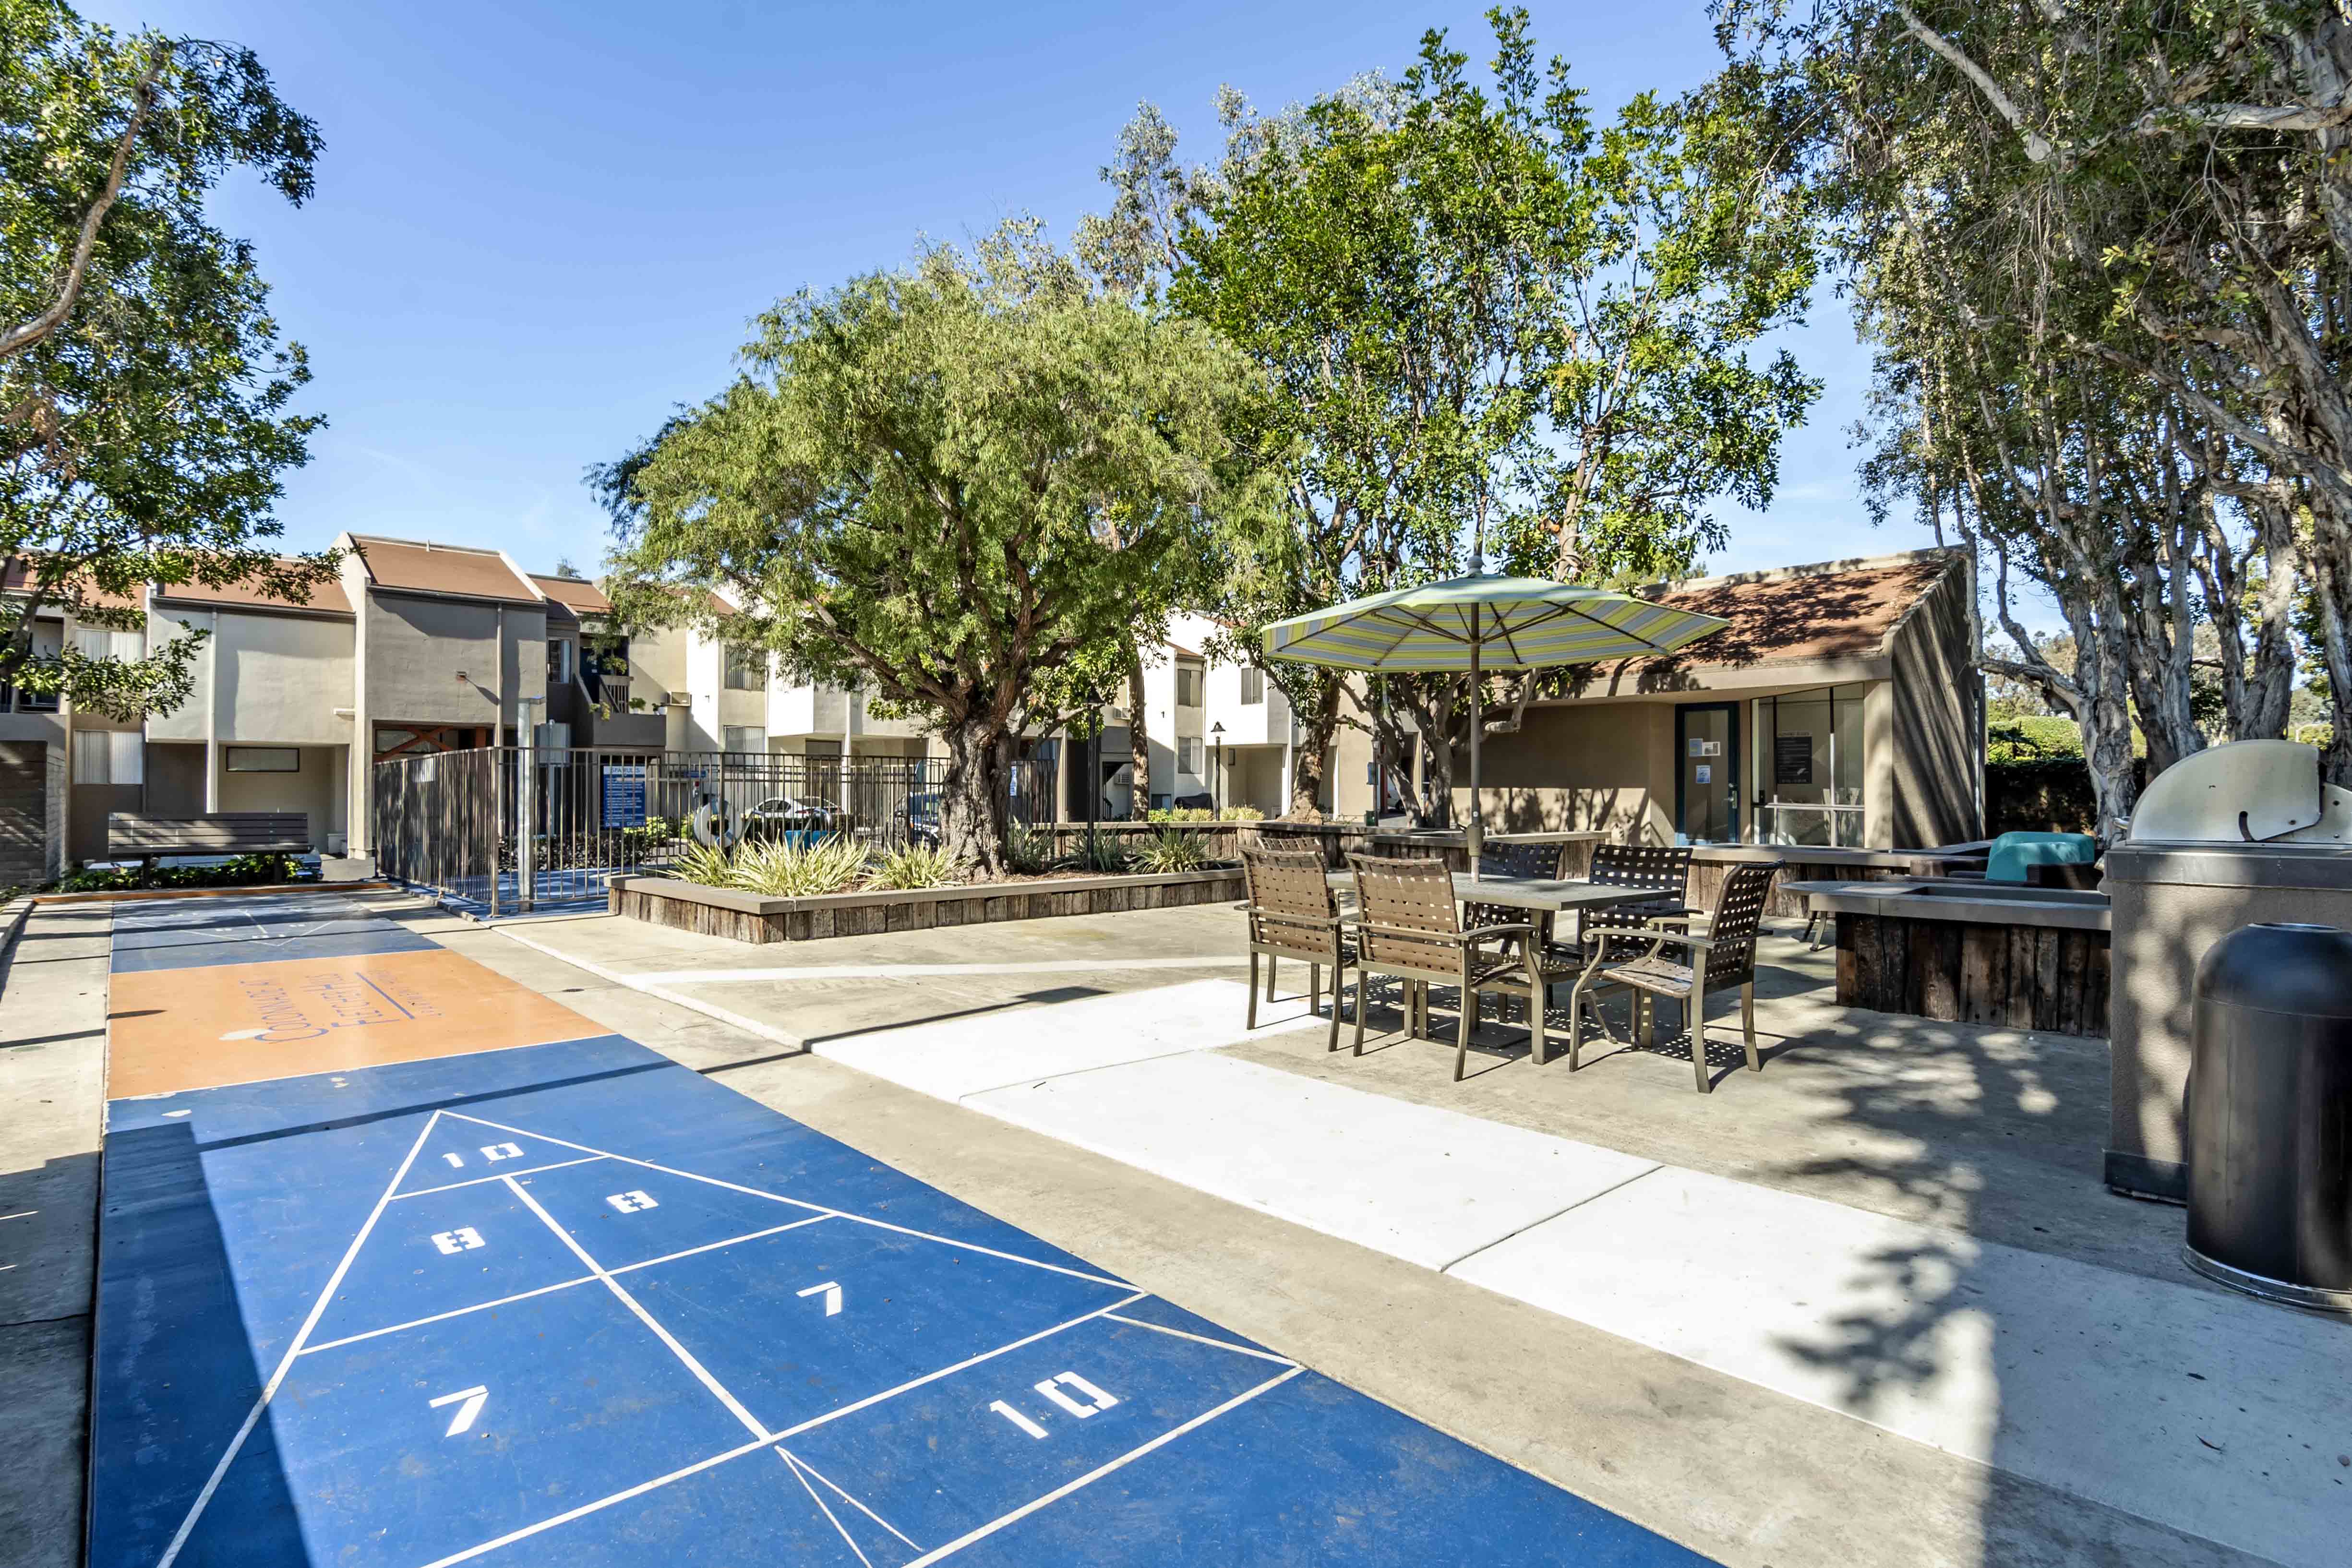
[601,764,647,828]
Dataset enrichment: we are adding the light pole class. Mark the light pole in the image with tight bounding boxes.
[1210,721,1224,818]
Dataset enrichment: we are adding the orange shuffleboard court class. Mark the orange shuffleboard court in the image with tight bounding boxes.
[106,945,605,1099]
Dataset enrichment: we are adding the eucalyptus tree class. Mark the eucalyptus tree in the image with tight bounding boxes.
[0,0,332,717]
[1084,6,1817,816]
[1722,0,2352,781]
[592,223,1261,873]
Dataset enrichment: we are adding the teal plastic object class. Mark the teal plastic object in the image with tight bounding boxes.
[1986,830,2099,883]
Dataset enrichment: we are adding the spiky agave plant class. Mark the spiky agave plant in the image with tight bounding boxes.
[731,834,870,897]
[869,842,960,890]
[1131,824,1207,874]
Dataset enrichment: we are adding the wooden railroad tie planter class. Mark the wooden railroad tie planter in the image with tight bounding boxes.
[1834,910,2111,1037]
[612,868,1247,945]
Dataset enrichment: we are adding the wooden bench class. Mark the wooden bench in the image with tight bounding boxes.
[107,812,312,866]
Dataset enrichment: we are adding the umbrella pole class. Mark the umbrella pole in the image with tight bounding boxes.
[1467,604,1483,879]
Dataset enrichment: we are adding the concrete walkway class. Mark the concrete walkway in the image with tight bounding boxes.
[492,904,2351,1568]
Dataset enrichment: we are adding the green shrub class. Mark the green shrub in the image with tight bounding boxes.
[1006,822,1056,874]
[1072,827,1130,874]
[58,852,309,894]
[1132,824,1208,874]
[1144,807,1172,823]
[732,834,870,897]
[870,842,959,890]
[669,839,738,888]
[1220,805,1264,822]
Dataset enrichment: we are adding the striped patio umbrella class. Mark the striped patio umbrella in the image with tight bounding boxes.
[1261,574,1728,874]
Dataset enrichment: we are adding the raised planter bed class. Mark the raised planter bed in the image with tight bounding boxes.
[1791,878,2112,1037]
[611,867,1246,945]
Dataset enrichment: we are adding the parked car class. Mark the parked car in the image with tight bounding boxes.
[744,795,838,841]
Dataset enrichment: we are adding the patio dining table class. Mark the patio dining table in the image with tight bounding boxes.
[1324,869,1667,917]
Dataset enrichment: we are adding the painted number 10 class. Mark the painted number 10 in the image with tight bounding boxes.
[989,1372,1119,1440]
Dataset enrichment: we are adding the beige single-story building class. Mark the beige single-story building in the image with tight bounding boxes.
[1326,548,1983,851]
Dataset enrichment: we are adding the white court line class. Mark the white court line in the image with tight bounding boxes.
[301,1273,596,1354]
[153,1108,447,1568]
[393,1154,608,1199]
[443,1111,1131,1291]
[779,1450,878,1568]
[1100,1312,1297,1367]
[299,1213,836,1355]
[624,954,1249,986]
[903,1366,1305,1567]
[779,1448,923,1552]
[417,1290,1146,1568]
[504,1175,775,1442]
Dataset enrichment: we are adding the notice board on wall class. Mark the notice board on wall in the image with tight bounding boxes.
[1775,734,1814,786]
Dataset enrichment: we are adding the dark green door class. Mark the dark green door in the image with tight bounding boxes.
[1675,703,1740,843]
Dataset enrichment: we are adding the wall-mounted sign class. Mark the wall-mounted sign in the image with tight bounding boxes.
[601,764,648,828]
[1775,734,1814,786]
[1694,764,1712,784]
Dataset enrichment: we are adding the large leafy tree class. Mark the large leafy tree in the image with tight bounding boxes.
[592,223,1262,874]
[1724,0,2352,786]
[1084,8,1817,817]
[1,0,334,718]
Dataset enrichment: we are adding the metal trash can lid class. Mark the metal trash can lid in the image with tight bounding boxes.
[2195,922,2352,1017]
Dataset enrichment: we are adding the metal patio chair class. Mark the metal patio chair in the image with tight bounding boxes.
[1565,860,1781,1093]
[1241,845,1357,1052]
[1555,842,1694,966]
[1348,853,1582,1079]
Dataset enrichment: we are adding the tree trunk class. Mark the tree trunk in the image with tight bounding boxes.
[2069,610,2141,837]
[939,717,1010,876]
[2311,527,2352,788]
[1288,675,1341,820]
[1125,657,1150,820]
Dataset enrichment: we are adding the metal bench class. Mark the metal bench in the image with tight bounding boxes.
[106,812,311,867]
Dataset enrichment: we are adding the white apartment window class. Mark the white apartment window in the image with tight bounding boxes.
[72,731,144,785]
[1178,735,1204,774]
[724,645,766,690]
[73,626,144,661]
[226,746,300,772]
[723,725,767,754]
[547,638,574,685]
[1175,665,1202,707]
[1240,667,1264,704]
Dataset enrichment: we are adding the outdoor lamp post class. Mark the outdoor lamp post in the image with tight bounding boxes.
[1210,722,1224,817]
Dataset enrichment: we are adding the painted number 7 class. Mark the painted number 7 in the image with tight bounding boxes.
[429,1385,488,1436]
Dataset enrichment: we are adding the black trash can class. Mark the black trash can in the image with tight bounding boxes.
[2183,922,2352,1311]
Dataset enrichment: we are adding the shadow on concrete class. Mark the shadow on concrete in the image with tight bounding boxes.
[87,1120,304,1567]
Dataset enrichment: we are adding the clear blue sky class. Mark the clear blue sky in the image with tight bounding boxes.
[89,0,1905,585]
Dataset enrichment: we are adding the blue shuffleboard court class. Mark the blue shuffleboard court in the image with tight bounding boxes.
[92,892,1714,1568]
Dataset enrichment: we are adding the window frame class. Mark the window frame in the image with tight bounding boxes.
[225,745,300,773]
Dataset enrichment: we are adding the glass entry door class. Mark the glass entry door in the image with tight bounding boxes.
[1675,703,1740,844]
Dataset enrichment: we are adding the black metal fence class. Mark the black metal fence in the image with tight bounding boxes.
[372,746,1054,914]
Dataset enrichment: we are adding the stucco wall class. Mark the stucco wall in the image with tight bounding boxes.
[1460,701,1676,840]
[216,745,346,844]
[146,608,356,743]
[363,593,545,729]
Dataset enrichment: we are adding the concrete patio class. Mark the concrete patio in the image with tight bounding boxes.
[5,889,2345,1568]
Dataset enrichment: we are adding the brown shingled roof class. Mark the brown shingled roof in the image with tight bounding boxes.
[1632,553,1959,672]
[350,536,537,601]
[152,566,351,616]
[530,574,613,615]
[2,558,150,614]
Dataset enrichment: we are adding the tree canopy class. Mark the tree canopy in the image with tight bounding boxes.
[593,222,1264,870]
[1,0,334,718]
[1082,7,1818,814]
[1722,0,2352,793]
